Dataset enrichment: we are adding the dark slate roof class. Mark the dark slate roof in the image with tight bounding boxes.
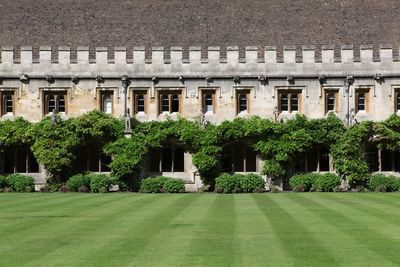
[0,0,399,48]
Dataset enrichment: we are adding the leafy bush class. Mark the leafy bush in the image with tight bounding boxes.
[7,174,35,192]
[289,173,319,192]
[314,173,341,192]
[238,174,265,193]
[163,179,185,193]
[215,173,240,193]
[0,175,7,189]
[368,174,400,192]
[88,174,112,193]
[270,185,280,193]
[139,176,169,193]
[66,174,91,192]
[139,176,185,193]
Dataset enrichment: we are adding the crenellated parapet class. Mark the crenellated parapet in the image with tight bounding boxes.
[0,45,399,78]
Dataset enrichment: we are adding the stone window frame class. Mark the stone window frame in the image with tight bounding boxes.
[0,88,17,116]
[95,87,119,115]
[199,88,217,114]
[148,145,186,173]
[156,88,184,115]
[276,88,303,113]
[323,87,340,114]
[354,86,371,114]
[234,87,253,115]
[130,87,149,114]
[392,86,400,114]
[0,146,40,174]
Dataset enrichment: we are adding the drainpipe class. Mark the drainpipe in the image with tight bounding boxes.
[121,75,132,137]
[344,75,354,126]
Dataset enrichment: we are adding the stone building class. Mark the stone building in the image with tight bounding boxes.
[0,0,400,189]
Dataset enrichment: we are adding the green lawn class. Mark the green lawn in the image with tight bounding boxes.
[1,193,400,267]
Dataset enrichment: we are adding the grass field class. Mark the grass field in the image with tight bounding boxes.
[1,193,400,267]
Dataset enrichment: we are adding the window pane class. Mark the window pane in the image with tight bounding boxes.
[4,95,13,113]
[28,150,39,173]
[161,148,172,172]
[161,95,169,112]
[280,94,288,111]
[319,147,330,171]
[327,94,335,111]
[290,94,299,111]
[102,94,112,114]
[397,94,400,111]
[358,93,365,111]
[205,94,213,112]
[246,148,257,172]
[149,149,161,172]
[136,95,145,112]
[171,95,179,112]
[58,95,66,112]
[239,94,247,112]
[48,96,56,113]
[4,147,14,173]
[174,148,184,172]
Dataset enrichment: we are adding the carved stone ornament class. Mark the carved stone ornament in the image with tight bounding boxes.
[287,75,295,83]
[20,74,29,83]
[345,75,354,85]
[258,75,268,85]
[151,76,159,84]
[178,75,185,84]
[45,75,55,84]
[96,75,104,84]
[121,75,130,88]
[233,75,240,84]
[71,76,80,84]
[205,76,213,83]
[318,74,327,84]
[374,73,383,82]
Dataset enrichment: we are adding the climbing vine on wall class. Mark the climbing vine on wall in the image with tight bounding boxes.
[1,111,400,189]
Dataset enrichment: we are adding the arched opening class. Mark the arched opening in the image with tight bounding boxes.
[147,143,186,173]
[221,143,257,173]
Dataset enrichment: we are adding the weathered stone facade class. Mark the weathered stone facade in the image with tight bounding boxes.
[1,45,400,188]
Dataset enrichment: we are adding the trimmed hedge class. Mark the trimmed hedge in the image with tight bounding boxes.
[0,175,7,189]
[289,173,319,192]
[7,174,35,192]
[215,173,265,193]
[89,174,112,193]
[139,176,185,193]
[314,173,341,192]
[368,174,400,192]
[66,174,91,192]
[290,173,340,192]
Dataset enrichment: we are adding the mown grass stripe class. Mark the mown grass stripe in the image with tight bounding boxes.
[234,194,292,267]
[19,194,160,267]
[322,193,400,227]
[82,194,199,267]
[125,194,214,267]
[252,194,338,267]
[180,194,238,267]
[0,194,151,266]
[300,194,400,266]
[285,193,394,266]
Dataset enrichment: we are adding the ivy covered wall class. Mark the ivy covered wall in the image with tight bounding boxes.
[1,111,400,190]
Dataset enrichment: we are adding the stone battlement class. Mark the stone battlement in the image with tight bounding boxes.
[0,45,399,78]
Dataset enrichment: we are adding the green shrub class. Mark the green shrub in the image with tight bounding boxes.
[163,179,185,193]
[89,174,112,193]
[7,174,35,192]
[289,173,319,192]
[215,173,240,193]
[314,173,341,192]
[66,174,91,192]
[0,175,7,189]
[368,174,400,192]
[139,176,169,193]
[239,174,265,193]
[270,185,280,193]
